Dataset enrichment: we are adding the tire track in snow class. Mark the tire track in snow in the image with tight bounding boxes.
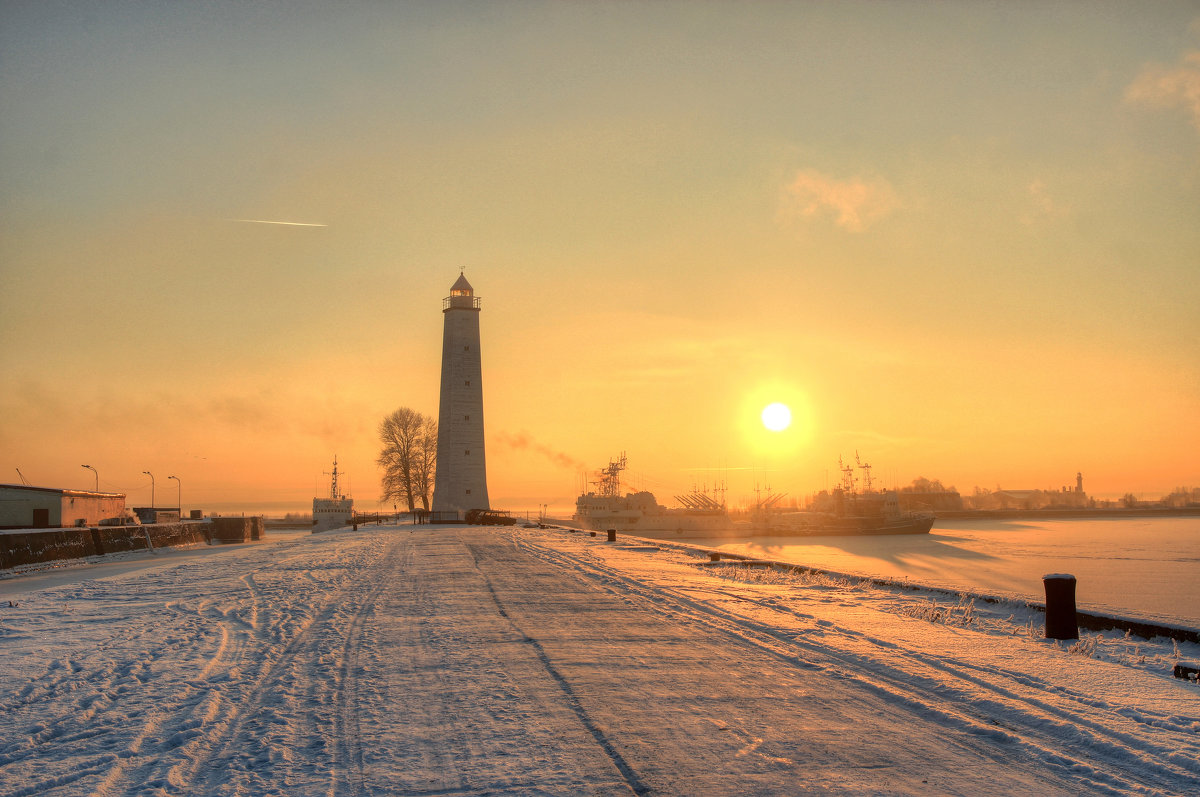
[65,536,388,797]
[693,585,1200,791]
[515,532,1200,795]
[174,536,394,796]
[327,542,396,796]
[465,542,649,796]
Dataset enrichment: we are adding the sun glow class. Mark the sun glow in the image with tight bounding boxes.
[761,402,792,432]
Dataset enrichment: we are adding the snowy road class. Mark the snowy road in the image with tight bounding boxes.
[1,525,1197,795]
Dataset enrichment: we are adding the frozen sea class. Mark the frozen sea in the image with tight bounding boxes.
[699,516,1200,629]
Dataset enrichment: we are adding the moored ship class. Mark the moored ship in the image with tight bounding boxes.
[312,456,354,533]
[758,454,934,536]
[573,454,733,538]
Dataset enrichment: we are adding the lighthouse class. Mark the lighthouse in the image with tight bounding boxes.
[431,272,490,517]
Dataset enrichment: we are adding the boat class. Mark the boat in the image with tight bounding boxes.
[573,454,734,538]
[312,456,354,533]
[759,454,934,536]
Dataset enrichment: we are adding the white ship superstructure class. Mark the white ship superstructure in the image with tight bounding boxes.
[312,456,354,533]
[573,454,732,538]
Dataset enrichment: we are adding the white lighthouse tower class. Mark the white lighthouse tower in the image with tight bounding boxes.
[431,272,490,518]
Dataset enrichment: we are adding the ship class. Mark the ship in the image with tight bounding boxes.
[572,454,734,538]
[758,454,934,536]
[312,456,354,533]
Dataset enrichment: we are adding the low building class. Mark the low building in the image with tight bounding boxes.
[0,484,127,530]
[132,507,181,524]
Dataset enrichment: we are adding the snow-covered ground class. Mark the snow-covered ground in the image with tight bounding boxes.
[0,524,1197,795]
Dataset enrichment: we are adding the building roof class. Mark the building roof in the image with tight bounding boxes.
[450,272,473,294]
[0,483,124,498]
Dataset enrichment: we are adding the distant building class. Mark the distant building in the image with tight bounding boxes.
[992,490,1043,510]
[431,272,490,518]
[0,484,126,530]
[975,473,1091,510]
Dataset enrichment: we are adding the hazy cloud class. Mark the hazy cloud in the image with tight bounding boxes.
[0,380,355,450]
[1021,179,1070,225]
[495,431,584,470]
[1125,50,1200,132]
[779,169,899,232]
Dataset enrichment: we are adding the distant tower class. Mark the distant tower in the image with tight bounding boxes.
[1076,472,1083,494]
[432,272,489,516]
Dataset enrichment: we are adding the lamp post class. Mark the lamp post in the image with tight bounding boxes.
[82,465,98,492]
[143,471,155,509]
[168,475,180,515]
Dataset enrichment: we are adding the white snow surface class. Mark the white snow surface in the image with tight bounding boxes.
[0,524,1197,796]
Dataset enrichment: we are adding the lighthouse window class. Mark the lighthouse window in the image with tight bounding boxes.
[464,414,470,421]
[465,450,470,455]
[465,380,470,386]
[463,345,470,351]
[466,489,471,495]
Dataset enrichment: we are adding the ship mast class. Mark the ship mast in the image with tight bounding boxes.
[593,453,627,498]
[856,451,874,493]
[325,456,342,501]
[838,455,857,493]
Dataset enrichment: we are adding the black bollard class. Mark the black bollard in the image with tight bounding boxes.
[589,531,596,537]
[709,552,721,561]
[607,529,616,542]
[1043,574,1078,640]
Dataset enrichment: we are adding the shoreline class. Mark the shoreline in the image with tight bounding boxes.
[932,507,1200,520]
[544,525,1200,643]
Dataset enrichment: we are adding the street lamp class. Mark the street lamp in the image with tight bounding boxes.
[82,465,98,492]
[168,475,181,515]
[143,471,155,509]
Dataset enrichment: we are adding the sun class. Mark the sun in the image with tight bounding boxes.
[761,402,792,432]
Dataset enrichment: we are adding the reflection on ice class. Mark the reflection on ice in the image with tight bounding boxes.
[696,517,1200,628]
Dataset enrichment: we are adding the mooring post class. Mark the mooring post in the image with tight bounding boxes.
[607,529,616,542]
[709,552,721,561]
[1043,573,1079,640]
[589,531,596,537]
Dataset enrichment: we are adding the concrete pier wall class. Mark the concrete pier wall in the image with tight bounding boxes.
[0,517,263,571]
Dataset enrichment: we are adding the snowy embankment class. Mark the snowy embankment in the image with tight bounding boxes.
[0,524,1197,795]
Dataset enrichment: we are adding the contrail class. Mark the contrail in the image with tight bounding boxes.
[230,218,328,227]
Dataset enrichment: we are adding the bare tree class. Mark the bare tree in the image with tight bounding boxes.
[413,415,437,511]
[378,408,437,512]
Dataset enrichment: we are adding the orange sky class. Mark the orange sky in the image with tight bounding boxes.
[2,3,1198,513]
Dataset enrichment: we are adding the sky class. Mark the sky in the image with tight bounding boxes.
[2,1,1198,514]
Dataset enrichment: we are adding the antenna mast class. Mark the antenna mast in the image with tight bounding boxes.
[856,451,874,493]
[592,453,627,498]
[838,455,857,493]
[324,456,342,500]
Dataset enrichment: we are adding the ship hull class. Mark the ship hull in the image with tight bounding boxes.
[763,512,935,536]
